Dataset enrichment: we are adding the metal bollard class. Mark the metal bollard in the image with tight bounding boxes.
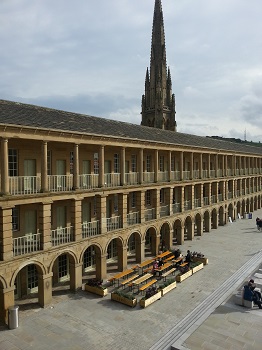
[8,305,19,329]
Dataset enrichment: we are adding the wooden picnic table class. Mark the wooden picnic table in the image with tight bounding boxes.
[154,262,172,277]
[131,273,153,292]
[172,256,183,264]
[111,269,134,286]
[138,258,155,273]
[157,250,172,259]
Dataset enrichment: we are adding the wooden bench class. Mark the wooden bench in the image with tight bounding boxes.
[179,262,188,268]
[139,279,157,294]
[162,267,176,281]
[164,255,175,262]
[107,277,115,285]
[143,265,153,274]
[121,274,139,288]
[131,265,139,271]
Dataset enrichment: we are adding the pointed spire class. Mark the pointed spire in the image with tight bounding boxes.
[141,0,177,131]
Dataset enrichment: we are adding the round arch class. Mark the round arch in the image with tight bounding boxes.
[81,243,103,281]
[173,218,182,245]
[194,212,202,236]
[160,222,172,250]
[105,236,124,272]
[144,226,158,256]
[127,231,142,264]
[203,210,211,232]
[184,215,193,240]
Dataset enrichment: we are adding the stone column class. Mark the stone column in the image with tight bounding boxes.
[1,138,9,195]
[215,154,218,178]
[0,206,13,260]
[97,195,107,234]
[2,286,15,325]
[98,146,104,187]
[139,191,145,224]
[118,246,127,271]
[181,187,185,212]
[154,150,158,183]
[73,144,79,190]
[70,262,83,291]
[180,151,184,181]
[41,141,48,192]
[39,202,52,250]
[38,273,53,308]
[138,148,144,184]
[191,185,194,209]
[119,193,127,229]
[190,152,194,180]
[96,253,107,280]
[71,198,82,241]
[153,188,160,219]
[168,150,172,182]
[207,154,210,178]
[137,240,145,263]
[169,187,173,215]
[120,147,125,186]
[178,225,184,245]
[199,153,203,179]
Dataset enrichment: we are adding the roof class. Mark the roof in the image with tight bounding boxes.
[0,99,261,155]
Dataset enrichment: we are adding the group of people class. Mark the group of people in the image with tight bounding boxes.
[152,258,164,276]
[256,217,262,231]
[243,279,262,309]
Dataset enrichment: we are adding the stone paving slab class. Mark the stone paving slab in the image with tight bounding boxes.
[1,211,262,350]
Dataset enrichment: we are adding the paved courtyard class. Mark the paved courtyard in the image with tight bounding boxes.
[1,211,262,350]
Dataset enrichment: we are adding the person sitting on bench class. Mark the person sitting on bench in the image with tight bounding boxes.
[243,282,262,309]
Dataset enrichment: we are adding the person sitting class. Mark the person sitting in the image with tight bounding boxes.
[243,282,262,309]
[152,260,159,276]
[158,258,164,268]
[174,248,181,259]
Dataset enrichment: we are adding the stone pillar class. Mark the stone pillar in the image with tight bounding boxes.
[96,253,107,280]
[154,149,158,183]
[69,263,83,291]
[97,195,107,234]
[71,198,82,241]
[215,154,218,178]
[190,152,194,180]
[180,151,184,181]
[178,225,184,245]
[0,206,13,260]
[119,193,127,229]
[153,188,160,219]
[120,147,125,186]
[38,273,53,308]
[39,202,52,250]
[41,141,48,192]
[191,185,195,209]
[199,153,203,179]
[169,187,173,215]
[137,240,145,263]
[73,144,79,190]
[99,146,105,187]
[181,187,185,212]
[138,148,143,184]
[1,138,9,195]
[139,191,145,224]
[168,150,172,182]
[118,246,127,271]
[208,183,212,206]
[188,222,194,240]
[2,286,15,325]
[222,155,225,177]
[207,154,210,178]
[200,184,203,207]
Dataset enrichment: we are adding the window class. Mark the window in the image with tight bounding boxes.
[8,149,18,176]
[58,254,69,279]
[12,207,19,231]
[83,246,96,270]
[114,154,120,173]
[107,240,117,260]
[159,155,164,171]
[70,151,74,174]
[146,155,151,172]
[94,153,99,174]
[131,192,136,208]
[131,155,137,172]
[47,150,52,175]
[146,190,151,206]
[27,265,38,290]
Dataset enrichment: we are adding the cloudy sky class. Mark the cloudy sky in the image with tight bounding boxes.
[1,0,262,142]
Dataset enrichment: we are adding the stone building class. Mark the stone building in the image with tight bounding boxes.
[0,0,261,324]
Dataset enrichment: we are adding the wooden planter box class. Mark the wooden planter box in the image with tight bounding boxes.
[160,281,177,296]
[139,291,162,308]
[85,284,108,297]
[111,293,137,307]
[191,262,204,274]
[176,269,192,283]
[192,257,208,265]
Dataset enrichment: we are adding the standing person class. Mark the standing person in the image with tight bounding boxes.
[256,217,260,231]
[185,250,192,267]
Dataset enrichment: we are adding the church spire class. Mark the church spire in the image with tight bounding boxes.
[141,0,176,131]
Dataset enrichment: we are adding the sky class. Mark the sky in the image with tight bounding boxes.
[1,0,262,142]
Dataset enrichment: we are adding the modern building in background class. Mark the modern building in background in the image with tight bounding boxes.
[0,0,261,324]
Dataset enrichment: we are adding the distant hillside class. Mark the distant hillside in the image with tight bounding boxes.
[208,136,262,148]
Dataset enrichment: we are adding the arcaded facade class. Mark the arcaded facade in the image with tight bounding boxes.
[0,99,262,323]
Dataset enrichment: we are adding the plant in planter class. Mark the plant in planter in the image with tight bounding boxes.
[140,286,162,308]
[159,278,177,296]
[192,251,208,265]
[176,264,192,282]
[190,261,204,274]
[111,289,137,307]
[85,278,108,297]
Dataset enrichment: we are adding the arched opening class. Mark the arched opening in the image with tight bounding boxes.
[194,213,202,236]
[51,252,77,296]
[0,277,6,324]
[82,244,102,282]
[219,206,224,226]
[211,208,218,229]
[228,203,234,221]
[203,211,210,232]
[127,231,142,264]
[184,216,193,240]
[160,222,171,251]
[13,262,45,310]
[106,237,123,272]
[236,201,241,218]
[173,219,182,245]
[144,227,157,256]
